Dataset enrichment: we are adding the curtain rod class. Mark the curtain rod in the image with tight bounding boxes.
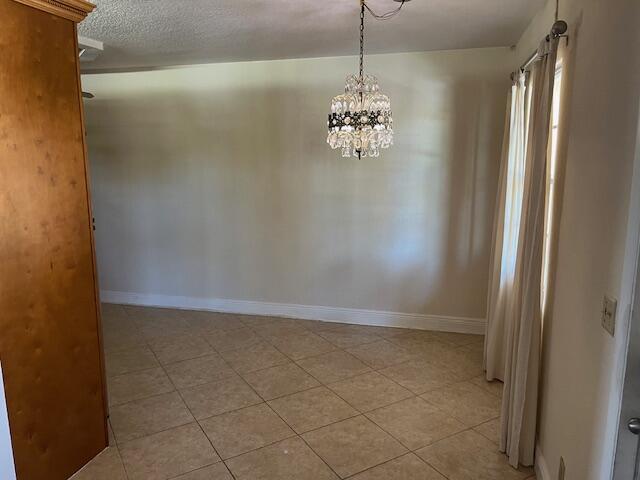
[511,19,568,80]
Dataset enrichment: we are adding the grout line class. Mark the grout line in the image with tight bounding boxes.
[105,363,164,381]
[111,441,131,480]
[340,450,415,479]
[215,428,299,463]
[240,381,323,403]
[324,376,415,414]
[276,408,362,438]
[151,345,228,476]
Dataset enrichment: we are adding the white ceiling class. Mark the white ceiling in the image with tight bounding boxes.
[79,0,544,72]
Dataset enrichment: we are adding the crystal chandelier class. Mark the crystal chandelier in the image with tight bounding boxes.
[327,0,402,159]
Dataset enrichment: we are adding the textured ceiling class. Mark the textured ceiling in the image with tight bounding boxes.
[79,0,545,72]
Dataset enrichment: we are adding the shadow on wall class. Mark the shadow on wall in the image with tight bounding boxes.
[84,70,505,319]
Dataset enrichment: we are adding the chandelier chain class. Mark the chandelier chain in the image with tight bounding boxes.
[363,0,406,21]
[359,2,365,82]
[326,0,402,158]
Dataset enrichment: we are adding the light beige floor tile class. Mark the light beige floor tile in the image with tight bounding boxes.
[268,386,358,434]
[302,415,407,478]
[204,327,262,353]
[134,315,190,328]
[131,307,188,322]
[349,453,446,480]
[125,306,187,322]
[252,321,308,342]
[328,371,413,412]
[473,417,501,445]
[364,326,414,339]
[317,329,382,349]
[105,345,160,377]
[183,311,246,333]
[389,339,466,368]
[427,346,484,380]
[294,319,341,332]
[180,376,262,420]
[406,341,460,362]
[102,317,140,336]
[164,354,237,389]
[268,331,337,360]
[171,463,234,479]
[347,340,416,369]
[110,391,194,442]
[200,403,295,459]
[103,328,147,352]
[101,303,128,320]
[239,315,281,328]
[296,350,372,384]
[134,313,192,338]
[70,447,127,480]
[420,381,501,427]
[149,335,214,365]
[430,332,484,347]
[139,324,193,342]
[470,375,504,399]
[242,362,320,400]
[99,307,524,480]
[220,342,290,374]
[320,324,384,336]
[226,436,338,479]
[416,430,532,480]
[388,331,440,348]
[119,423,220,480]
[108,367,174,406]
[366,397,466,450]
[461,341,485,356]
[378,359,461,394]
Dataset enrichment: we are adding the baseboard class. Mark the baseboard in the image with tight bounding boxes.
[535,443,552,480]
[100,290,486,335]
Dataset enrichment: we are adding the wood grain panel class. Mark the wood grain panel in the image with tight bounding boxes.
[0,1,107,478]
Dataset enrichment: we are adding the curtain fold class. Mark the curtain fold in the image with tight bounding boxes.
[485,75,529,382]
[485,38,559,468]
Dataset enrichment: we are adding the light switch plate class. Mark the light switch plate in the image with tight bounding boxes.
[602,295,617,337]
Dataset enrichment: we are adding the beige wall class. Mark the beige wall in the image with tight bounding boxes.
[82,48,510,321]
[516,0,640,478]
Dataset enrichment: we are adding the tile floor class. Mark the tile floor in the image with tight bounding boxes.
[72,304,535,480]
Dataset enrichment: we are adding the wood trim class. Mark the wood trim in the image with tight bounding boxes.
[12,0,94,22]
[73,22,109,443]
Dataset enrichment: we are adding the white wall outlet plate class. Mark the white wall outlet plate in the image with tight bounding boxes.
[602,295,617,337]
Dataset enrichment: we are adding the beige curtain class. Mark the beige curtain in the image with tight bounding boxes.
[485,38,559,468]
[485,74,529,381]
[542,33,575,322]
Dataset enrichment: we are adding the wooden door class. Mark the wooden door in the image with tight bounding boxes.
[0,0,107,479]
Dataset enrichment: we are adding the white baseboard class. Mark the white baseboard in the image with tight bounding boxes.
[535,443,551,480]
[100,290,486,335]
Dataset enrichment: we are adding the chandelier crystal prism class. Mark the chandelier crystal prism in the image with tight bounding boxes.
[327,1,394,159]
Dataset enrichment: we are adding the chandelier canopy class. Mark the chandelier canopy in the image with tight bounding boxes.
[327,0,403,159]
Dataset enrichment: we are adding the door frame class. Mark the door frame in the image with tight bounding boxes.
[613,101,640,479]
